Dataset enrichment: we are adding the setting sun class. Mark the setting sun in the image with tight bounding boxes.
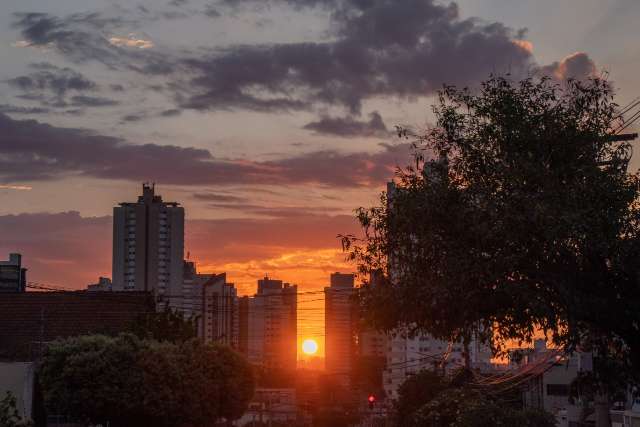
[302,339,318,355]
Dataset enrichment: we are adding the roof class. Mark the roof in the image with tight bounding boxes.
[0,291,154,361]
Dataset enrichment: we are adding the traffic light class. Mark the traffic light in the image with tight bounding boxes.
[368,394,376,410]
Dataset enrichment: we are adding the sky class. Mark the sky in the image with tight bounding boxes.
[1,0,639,354]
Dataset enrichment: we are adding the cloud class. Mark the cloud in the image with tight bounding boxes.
[69,95,119,107]
[303,111,389,138]
[0,104,50,114]
[178,0,534,113]
[0,211,112,288]
[0,113,408,186]
[12,2,534,114]
[108,35,154,49]
[0,185,32,191]
[540,52,597,81]
[11,12,172,75]
[6,63,97,96]
[0,210,359,290]
[160,108,181,117]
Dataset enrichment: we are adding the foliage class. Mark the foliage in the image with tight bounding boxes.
[343,76,640,384]
[352,355,386,396]
[0,392,32,427]
[394,369,555,427]
[131,304,198,343]
[38,334,254,427]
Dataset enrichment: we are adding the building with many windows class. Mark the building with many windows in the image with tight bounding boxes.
[202,273,239,348]
[324,272,356,388]
[111,184,184,307]
[0,253,26,293]
[246,276,297,372]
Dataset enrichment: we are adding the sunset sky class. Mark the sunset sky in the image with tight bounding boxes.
[2,0,640,354]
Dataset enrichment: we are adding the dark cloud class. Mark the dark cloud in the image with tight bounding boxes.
[120,113,146,122]
[110,84,125,92]
[4,63,119,110]
[178,0,534,113]
[0,104,50,114]
[193,193,247,202]
[70,95,119,107]
[11,12,173,75]
[204,4,221,18]
[304,111,389,137]
[6,63,97,95]
[160,108,182,117]
[169,0,189,5]
[12,2,534,114]
[0,113,408,186]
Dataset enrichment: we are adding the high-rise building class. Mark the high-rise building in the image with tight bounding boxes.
[202,273,239,348]
[112,184,184,306]
[324,272,356,387]
[247,276,297,371]
[0,253,27,292]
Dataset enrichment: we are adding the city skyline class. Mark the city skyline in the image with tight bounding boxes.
[2,0,640,306]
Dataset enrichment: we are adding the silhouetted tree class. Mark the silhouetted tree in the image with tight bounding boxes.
[38,334,254,427]
[131,303,198,342]
[343,76,640,425]
[393,368,555,427]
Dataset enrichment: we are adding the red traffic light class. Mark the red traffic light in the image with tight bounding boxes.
[368,395,376,403]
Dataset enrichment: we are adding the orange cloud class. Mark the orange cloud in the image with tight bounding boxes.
[512,39,533,54]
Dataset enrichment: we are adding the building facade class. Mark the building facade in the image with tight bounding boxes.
[247,277,297,371]
[324,272,356,388]
[0,253,27,293]
[112,184,184,306]
[202,273,239,348]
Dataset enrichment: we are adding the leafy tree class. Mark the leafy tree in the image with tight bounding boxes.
[393,369,447,427]
[131,304,198,343]
[38,334,147,426]
[393,369,555,427]
[0,392,32,427]
[38,334,255,427]
[343,76,640,422]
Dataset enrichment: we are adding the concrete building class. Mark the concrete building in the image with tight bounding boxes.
[86,277,112,292]
[0,362,34,423]
[180,261,214,321]
[202,273,239,348]
[112,184,184,307]
[324,272,356,388]
[236,388,297,426]
[247,277,297,371]
[0,253,27,292]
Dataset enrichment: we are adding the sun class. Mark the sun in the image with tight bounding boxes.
[302,339,318,355]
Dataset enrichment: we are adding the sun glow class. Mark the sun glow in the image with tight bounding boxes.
[302,339,318,355]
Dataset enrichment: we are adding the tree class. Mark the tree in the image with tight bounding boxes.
[131,304,198,343]
[393,368,555,427]
[38,334,255,427]
[343,76,640,424]
[0,392,32,427]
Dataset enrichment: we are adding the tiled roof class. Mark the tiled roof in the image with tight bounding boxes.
[0,291,154,361]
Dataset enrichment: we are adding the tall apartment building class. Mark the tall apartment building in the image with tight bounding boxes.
[324,272,356,388]
[246,276,297,371]
[202,273,239,348]
[383,333,492,399]
[0,253,27,292]
[112,184,184,307]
